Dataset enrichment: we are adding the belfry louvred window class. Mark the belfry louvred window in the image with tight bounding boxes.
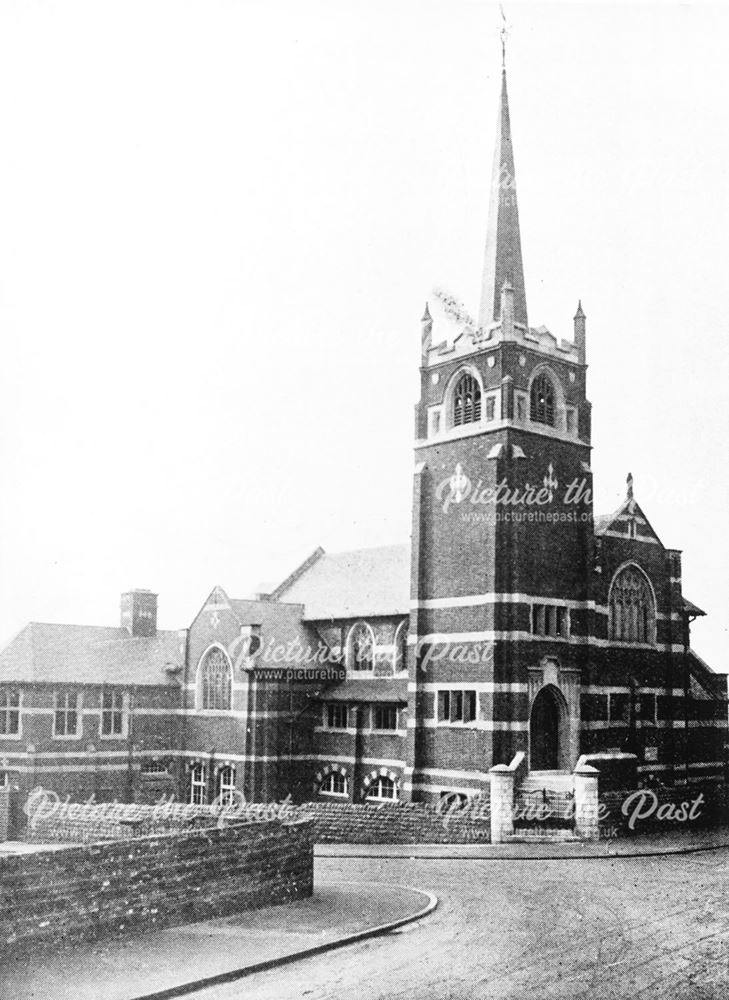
[453,373,482,426]
[530,373,555,426]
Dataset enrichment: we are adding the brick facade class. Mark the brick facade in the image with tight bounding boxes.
[1,63,726,826]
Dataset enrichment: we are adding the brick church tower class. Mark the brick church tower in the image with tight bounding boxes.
[406,64,595,796]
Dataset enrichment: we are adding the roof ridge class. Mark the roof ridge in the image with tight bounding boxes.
[325,541,408,557]
[26,621,178,636]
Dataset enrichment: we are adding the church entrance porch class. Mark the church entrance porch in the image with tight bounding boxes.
[529,684,569,772]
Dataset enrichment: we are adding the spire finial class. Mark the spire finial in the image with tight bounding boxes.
[626,472,634,500]
[499,4,509,70]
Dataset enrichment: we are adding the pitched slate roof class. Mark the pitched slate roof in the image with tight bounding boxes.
[593,497,663,546]
[0,623,184,686]
[275,544,410,620]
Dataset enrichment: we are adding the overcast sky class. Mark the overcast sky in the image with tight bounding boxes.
[0,1,727,670]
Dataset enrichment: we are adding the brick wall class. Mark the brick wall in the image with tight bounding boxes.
[599,782,728,836]
[297,798,491,844]
[0,817,313,955]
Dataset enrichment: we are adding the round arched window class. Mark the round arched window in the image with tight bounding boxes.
[530,373,555,426]
[348,622,375,672]
[453,373,482,427]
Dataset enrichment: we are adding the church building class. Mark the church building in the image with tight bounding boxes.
[1,63,726,814]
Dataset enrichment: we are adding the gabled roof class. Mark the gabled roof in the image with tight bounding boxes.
[688,650,726,700]
[594,485,664,547]
[274,544,410,620]
[0,623,184,686]
[682,597,706,618]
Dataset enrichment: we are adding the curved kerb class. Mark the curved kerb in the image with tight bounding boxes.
[126,883,438,1000]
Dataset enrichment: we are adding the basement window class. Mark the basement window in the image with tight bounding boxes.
[320,772,348,797]
[366,775,398,801]
[141,759,170,776]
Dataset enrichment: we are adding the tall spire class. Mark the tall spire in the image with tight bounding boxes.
[478,64,528,332]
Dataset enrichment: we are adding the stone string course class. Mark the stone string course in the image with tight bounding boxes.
[0,817,313,955]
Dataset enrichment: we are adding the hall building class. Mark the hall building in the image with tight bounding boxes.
[1,63,726,812]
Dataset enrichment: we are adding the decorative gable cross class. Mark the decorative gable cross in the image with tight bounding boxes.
[543,463,558,502]
[626,472,637,537]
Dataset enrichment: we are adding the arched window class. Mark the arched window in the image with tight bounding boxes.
[609,566,656,644]
[320,772,348,796]
[189,763,206,805]
[216,765,236,806]
[347,622,375,673]
[366,775,398,801]
[393,621,408,674]
[530,373,555,426]
[453,373,482,426]
[200,647,232,710]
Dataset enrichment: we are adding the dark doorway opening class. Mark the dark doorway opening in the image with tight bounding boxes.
[530,686,562,770]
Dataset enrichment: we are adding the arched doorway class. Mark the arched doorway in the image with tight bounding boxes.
[530,685,565,771]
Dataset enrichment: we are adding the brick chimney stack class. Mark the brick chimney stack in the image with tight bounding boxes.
[121,590,158,637]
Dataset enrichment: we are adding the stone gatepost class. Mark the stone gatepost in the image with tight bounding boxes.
[489,764,515,843]
[573,764,600,841]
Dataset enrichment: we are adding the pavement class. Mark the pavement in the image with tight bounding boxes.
[2,879,437,1000]
[3,825,729,1000]
[316,822,729,860]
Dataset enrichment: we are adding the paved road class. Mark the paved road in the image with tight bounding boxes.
[193,850,729,1000]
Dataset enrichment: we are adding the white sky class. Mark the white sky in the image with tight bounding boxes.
[0,1,727,671]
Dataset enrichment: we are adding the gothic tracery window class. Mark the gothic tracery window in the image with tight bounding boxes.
[530,373,555,426]
[453,373,482,427]
[200,647,232,710]
[609,566,655,644]
[348,622,375,673]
